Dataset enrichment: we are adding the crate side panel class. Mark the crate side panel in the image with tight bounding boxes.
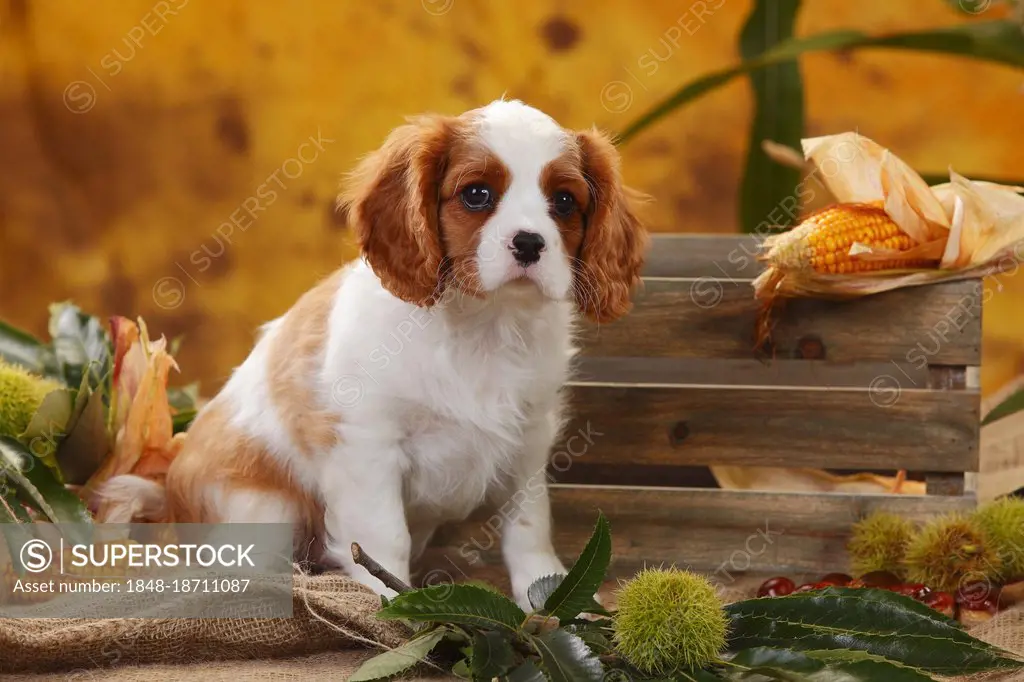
[427,486,975,576]
[578,278,982,366]
[560,383,979,472]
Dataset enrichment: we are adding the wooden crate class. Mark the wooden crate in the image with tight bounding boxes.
[425,233,982,591]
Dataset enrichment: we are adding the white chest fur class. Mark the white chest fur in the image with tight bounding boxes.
[324,263,575,528]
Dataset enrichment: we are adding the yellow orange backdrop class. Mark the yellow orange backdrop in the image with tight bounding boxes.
[1,0,1022,397]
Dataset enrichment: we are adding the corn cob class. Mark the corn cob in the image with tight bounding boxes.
[761,203,938,275]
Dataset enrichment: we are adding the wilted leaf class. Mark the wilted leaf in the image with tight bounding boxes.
[726,587,1023,674]
[86,317,182,512]
[543,512,611,621]
[377,583,527,633]
[348,627,447,682]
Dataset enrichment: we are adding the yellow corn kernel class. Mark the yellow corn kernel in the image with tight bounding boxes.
[766,203,933,274]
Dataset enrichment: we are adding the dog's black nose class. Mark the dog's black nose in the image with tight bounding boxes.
[511,231,545,265]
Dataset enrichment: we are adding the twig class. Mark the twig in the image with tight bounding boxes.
[0,494,22,523]
[351,542,413,594]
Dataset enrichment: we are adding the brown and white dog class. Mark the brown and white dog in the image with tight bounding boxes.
[100,98,648,609]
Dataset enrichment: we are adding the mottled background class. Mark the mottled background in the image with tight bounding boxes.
[1,0,1022,400]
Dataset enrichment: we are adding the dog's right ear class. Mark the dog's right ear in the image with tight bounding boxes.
[338,114,455,306]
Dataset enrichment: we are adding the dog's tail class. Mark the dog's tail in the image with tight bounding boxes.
[95,475,169,523]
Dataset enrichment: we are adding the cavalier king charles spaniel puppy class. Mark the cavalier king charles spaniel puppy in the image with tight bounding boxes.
[101,98,648,609]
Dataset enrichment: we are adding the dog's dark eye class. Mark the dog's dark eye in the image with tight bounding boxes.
[551,191,576,218]
[460,184,494,211]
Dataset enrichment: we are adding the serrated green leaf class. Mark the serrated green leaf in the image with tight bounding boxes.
[471,630,516,680]
[678,670,727,681]
[47,302,111,391]
[0,436,91,526]
[348,627,447,682]
[529,574,563,611]
[529,574,610,617]
[530,629,604,682]
[724,646,935,681]
[562,624,612,656]
[543,512,611,621]
[617,20,1024,148]
[738,0,803,235]
[803,649,935,681]
[506,659,546,682]
[726,587,1022,675]
[0,320,58,377]
[377,583,527,632]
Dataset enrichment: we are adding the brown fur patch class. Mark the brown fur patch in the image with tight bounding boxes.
[164,400,325,559]
[339,115,456,306]
[438,144,510,298]
[572,128,649,323]
[267,268,344,456]
[540,150,591,258]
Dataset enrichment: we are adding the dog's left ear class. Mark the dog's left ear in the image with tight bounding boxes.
[339,114,454,306]
[574,128,649,323]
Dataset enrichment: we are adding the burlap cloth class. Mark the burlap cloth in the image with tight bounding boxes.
[2,576,1023,681]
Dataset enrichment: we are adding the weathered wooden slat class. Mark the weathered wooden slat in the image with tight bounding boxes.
[428,485,976,575]
[926,473,967,496]
[578,278,982,365]
[558,383,979,472]
[643,234,764,279]
[573,357,934,388]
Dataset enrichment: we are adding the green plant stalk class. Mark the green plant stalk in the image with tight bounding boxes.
[737,0,804,234]
[617,20,1024,145]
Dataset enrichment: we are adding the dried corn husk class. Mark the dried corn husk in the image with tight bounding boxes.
[84,317,186,519]
[710,465,925,495]
[754,132,1024,305]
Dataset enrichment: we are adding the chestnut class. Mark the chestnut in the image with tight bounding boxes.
[858,570,900,588]
[959,596,999,626]
[998,580,1024,610]
[819,573,853,586]
[757,576,796,598]
[895,583,932,601]
[923,591,956,618]
[957,581,1000,609]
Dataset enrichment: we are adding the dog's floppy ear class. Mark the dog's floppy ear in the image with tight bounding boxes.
[339,114,454,306]
[573,127,649,322]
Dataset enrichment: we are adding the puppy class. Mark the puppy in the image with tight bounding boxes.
[100,99,648,609]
